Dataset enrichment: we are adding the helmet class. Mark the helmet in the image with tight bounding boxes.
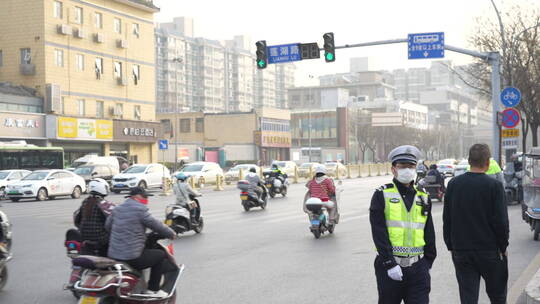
[176,172,188,181]
[271,164,278,169]
[88,179,109,197]
[249,167,257,173]
[314,164,326,175]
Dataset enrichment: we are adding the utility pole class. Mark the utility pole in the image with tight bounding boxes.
[308,75,314,162]
[172,57,183,172]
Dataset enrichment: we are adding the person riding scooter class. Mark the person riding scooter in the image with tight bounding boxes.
[105,187,176,297]
[270,164,288,185]
[73,179,115,256]
[245,167,264,204]
[426,164,445,191]
[173,173,202,224]
[305,165,338,224]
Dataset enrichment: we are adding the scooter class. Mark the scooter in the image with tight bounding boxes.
[305,198,336,239]
[165,194,204,235]
[72,233,185,304]
[263,174,288,198]
[504,169,523,206]
[418,175,445,202]
[237,180,268,211]
[0,208,12,291]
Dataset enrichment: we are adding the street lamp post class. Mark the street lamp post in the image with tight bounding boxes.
[171,57,183,172]
[308,75,314,162]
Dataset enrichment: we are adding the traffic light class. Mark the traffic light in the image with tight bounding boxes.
[255,40,268,69]
[323,32,335,62]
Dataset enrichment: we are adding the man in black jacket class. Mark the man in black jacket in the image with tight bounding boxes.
[443,143,509,304]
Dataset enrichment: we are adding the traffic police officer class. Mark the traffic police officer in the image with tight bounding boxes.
[369,145,436,304]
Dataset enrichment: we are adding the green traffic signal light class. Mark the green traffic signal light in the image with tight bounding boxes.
[325,53,334,61]
[257,60,266,68]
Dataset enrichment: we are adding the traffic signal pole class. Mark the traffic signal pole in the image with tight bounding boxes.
[317,39,501,164]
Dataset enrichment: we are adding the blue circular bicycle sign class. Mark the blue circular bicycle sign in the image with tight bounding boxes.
[500,87,521,107]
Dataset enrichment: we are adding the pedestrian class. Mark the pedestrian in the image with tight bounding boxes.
[443,143,509,304]
[370,145,436,304]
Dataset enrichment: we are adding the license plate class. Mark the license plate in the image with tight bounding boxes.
[115,184,125,188]
[80,296,99,304]
[311,219,320,225]
[165,219,173,226]
[8,191,19,195]
[266,184,272,187]
[240,196,248,200]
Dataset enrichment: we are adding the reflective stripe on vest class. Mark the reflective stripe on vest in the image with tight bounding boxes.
[382,184,428,257]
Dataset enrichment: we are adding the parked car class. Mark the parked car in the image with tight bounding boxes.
[67,154,122,174]
[453,159,469,177]
[0,170,31,199]
[111,164,170,193]
[437,159,457,177]
[270,161,298,177]
[73,164,115,186]
[325,161,347,178]
[298,163,319,178]
[224,164,260,185]
[6,170,86,202]
[172,162,224,186]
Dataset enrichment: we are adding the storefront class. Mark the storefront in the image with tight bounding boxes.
[0,112,47,145]
[113,120,161,164]
[255,130,291,165]
[46,116,114,166]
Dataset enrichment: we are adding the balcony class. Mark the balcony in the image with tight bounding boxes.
[20,64,36,76]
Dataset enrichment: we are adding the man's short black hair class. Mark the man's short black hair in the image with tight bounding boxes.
[468,143,491,168]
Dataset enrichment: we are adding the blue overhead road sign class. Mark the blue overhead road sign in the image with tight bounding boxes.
[408,32,445,59]
[267,43,302,64]
[158,139,168,150]
[500,87,521,107]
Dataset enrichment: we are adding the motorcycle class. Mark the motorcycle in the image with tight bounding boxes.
[0,208,12,291]
[504,162,523,206]
[263,173,288,198]
[165,194,204,235]
[522,149,540,241]
[418,175,445,202]
[72,233,185,304]
[237,180,268,211]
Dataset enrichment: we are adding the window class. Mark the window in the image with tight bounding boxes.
[132,65,140,85]
[78,99,85,116]
[132,23,140,38]
[96,101,104,118]
[115,103,123,119]
[114,61,122,79]
[20,48,31,64]
[75,54,84,71]
[74,7,83,24]
[94,12,103,28]
[0,50,3,67]
[53,1,63,19]
[134,105,141,120]
[54,49,64,67]
[180,119,191,133]
[195,118,204,133]
[95,57,103,79]
[113,18,122,34]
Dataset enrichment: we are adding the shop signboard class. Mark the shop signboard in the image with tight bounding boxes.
[57,117,113,140]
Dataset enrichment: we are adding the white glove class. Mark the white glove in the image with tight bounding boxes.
[387,265,403,281]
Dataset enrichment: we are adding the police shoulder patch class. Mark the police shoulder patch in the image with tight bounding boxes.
[376,183,395,191]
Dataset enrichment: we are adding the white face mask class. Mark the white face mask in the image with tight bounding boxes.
[396,168,416,184]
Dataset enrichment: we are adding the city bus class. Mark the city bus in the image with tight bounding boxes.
[0,142,64,171]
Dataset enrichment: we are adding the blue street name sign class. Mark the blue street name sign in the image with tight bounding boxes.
[158,139,168,150]
[408,32,445,59]
[500,87,521,107]
[267,43,302,64]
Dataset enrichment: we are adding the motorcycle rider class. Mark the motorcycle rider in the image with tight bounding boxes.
[427,164,446,191]
[173,173,202,224]
[245,167,264,203]
[305,165,338,223]
[105,187,176,297]
[270,164,287,185]
[73,179,115,256]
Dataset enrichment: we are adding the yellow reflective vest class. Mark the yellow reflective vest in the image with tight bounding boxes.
[382,184,429,257]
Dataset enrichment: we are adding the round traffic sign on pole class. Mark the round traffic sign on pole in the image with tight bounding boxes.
[501,108,521,129]
[500,87,521,107]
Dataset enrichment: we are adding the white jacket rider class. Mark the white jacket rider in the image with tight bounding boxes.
[245,167,264,202]
[173,173,201,208]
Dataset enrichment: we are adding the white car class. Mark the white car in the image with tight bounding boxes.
[224,164,260,184]
[325,162,347,178]
[6,170,86,202]
[437,159,457,177]
[111,164,170,193]
[0,170,31,198]
[172,162,224,185]
[453,159,469,177]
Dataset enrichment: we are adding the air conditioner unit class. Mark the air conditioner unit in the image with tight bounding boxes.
[45,84,61,113]
[116,39,128,49]
[93,33,104,43]
[57,24,72,35]
[73,28,85,39]
[117,77,127,86]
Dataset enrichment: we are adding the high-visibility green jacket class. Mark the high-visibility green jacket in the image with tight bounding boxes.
[382,184,429,257]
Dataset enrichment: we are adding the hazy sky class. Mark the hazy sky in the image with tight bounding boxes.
[153,0,536,85]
